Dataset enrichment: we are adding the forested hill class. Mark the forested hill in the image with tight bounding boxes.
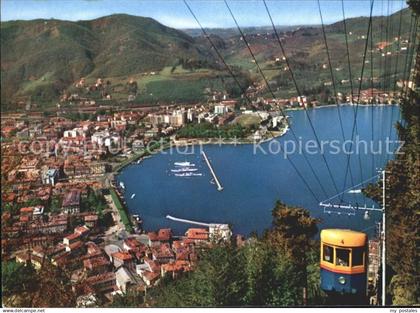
[1,7,415,107]
[1,14,217,104]
[364,2,419,305]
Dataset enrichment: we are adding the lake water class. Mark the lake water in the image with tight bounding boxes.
[117,105,400,236]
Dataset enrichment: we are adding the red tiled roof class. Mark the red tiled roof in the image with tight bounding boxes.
[172,240,184,250]
[142,270,160,282]
[124,237,142,249]
[74,225,90,235]
[157,228,172,241]
[112,251,133,261]
[84,256,109,269]
[62,190,81,207]
[86,242,101,255]
[68,241,84,251]
[162,260,191,273]
[19,215,30,222]
[85,272,115,285]
[65,232,81,241]
[185,228,209,241]
[20,207,34,213]
[147,231,159,241]
[53,252,71,266]
[144,258,161,272]
[84,214,99,222]
[175,249,190,261]
[153,243,174,259]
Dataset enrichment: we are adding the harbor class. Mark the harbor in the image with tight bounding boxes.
[116,106,397,236]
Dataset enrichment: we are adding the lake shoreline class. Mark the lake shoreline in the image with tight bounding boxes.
[115,103,397,172]
[117,105,396,236]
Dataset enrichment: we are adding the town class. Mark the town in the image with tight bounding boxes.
[1,76,408,306]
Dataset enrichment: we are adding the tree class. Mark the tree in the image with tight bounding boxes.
[388,274,419,305]
[49,195,61,213]
[110,289,145,307]
[2,261,38,304]
[149,201,321,307]
[29,262,76,307]
[265,201,319,304]
[364,12,420,304]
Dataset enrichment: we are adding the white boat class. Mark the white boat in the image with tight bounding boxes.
[174,161,195,167]
[130,193,136,199]
[175,173,192,177]
[171,168,198,173]
[348,189,362,194]
[119,182,125,189]
[175,172,202,177]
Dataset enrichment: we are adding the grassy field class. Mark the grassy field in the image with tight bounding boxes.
[234,114,261,127]
[80,66,232,104]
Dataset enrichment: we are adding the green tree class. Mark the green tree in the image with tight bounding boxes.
[364,7,419,303]
[265,201,319,304]
[110,289,145,307]
[149,201,320,307]
[2,261,38,300]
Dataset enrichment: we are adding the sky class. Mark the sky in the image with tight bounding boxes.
[1,0,407,28]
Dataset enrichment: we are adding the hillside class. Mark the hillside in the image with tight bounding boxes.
[219,8,414,98]
[1,14,218,106]
[0,7,415,107]
[182,25,304,38]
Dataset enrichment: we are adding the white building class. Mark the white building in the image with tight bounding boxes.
[214,104,228,115]
[63,127,85,138]
[91,131,120,147]
[209,224,232,242]
[271,116,284,129]
[170,110,187,126]
[42,168,59,186]
[187,108,195,122]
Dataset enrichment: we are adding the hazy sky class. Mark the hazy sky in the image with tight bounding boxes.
[1,0,407,28]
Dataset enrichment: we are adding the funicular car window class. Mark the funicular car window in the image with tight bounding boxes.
[352,247,364,266]
[323,245,333,263]
[335,248,350,266]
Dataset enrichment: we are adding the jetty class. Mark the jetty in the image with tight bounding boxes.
[166,215,231,241]
[201,151,223,191]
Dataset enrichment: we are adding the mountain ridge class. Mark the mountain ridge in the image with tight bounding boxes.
[1,14,215,105]
[0,8,414,107]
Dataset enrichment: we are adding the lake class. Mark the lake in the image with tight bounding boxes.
[117,105,400,236]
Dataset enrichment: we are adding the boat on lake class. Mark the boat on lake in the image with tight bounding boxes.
[175,172,202,177]
[174,161,195,167]
[175,172,193,177]
[171,168,198,173]
[119,182,125,189]
[130,193,136,199]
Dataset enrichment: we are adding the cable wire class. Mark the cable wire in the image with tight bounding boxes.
[340,0,375,202]
[183,0,322,203]
[318,0,357,203]
[386,0,405,162]
[256,0,341,196]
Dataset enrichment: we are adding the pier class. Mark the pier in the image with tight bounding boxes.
[201,151,223,191]
[166,215,232,241]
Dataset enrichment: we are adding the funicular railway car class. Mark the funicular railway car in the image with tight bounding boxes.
[320,229,368,295]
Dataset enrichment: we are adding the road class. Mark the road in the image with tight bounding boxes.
[102,194,126,244]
